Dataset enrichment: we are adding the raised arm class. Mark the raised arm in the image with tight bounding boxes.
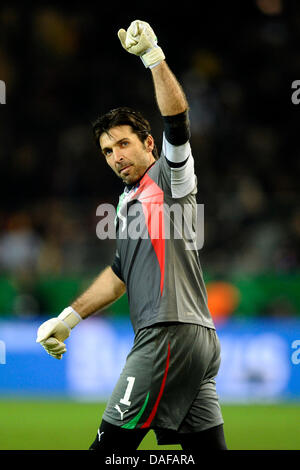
[150,61,188,116]
[118,20,188,117]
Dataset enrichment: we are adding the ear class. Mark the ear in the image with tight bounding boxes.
[145,134,155,152]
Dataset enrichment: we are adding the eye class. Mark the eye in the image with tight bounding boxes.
[103,149,112,157]
[120,141,129,148]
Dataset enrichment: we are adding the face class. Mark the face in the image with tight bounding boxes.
[100,125,156,185]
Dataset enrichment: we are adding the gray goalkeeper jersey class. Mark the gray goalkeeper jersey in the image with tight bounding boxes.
[111,134,215,334]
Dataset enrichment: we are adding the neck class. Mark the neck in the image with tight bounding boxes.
[125,160,156,190]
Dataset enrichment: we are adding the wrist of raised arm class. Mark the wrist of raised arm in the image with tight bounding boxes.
[163,110,191,146]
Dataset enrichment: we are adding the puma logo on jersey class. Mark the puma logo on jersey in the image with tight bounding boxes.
[114,404,129,421]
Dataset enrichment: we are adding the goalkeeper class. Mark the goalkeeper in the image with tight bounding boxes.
[36,20,227,452]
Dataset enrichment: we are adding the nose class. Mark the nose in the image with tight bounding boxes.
[113,148,124,163]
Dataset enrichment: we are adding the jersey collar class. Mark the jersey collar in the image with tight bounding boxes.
[124,160,156,192]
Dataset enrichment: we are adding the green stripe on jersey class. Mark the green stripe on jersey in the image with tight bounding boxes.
[121,393,150,429]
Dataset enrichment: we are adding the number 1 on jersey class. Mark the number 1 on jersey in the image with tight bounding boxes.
[120,376,135,406]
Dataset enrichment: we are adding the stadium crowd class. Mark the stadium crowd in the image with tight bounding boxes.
[0,1,299,317]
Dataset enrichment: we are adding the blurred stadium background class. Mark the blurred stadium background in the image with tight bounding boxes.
[0,0,300,450]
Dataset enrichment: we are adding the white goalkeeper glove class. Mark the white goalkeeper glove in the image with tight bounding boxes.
[118,19,165,69]
[36,306,81,359]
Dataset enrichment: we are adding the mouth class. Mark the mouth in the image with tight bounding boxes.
[119,165,131,175]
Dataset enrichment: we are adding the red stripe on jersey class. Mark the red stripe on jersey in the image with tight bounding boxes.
[141,341,171,429]
[133,173,165,296]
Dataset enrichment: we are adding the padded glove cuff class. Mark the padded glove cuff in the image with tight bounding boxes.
[141,46,165,69]
[58,306,82,330]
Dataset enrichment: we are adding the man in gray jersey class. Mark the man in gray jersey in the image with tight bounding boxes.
[36,20,227,452]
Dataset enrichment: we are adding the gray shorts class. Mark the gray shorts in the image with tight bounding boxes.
[102,322,224,442]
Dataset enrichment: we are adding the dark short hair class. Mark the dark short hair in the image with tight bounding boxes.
[92,107,159,159]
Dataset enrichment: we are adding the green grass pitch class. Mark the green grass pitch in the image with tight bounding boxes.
[0,400,299,450]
